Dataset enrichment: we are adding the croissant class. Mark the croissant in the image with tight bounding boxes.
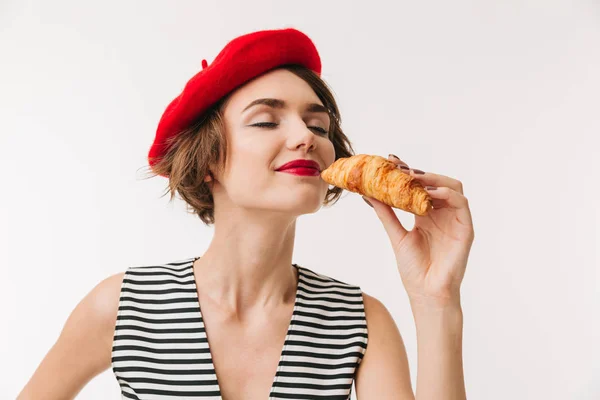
[320,154,432,216]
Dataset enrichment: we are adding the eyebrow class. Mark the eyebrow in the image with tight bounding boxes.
[242,98,330,115]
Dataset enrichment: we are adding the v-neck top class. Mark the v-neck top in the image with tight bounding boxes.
[111,256,368,399]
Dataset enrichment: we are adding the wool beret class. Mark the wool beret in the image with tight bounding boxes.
[148,28,322,174]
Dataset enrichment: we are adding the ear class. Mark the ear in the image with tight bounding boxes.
[204,167,217,183]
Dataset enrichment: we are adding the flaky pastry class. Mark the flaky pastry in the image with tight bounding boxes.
[320,154,432,216]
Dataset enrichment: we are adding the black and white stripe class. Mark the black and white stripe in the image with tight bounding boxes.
[112,257,368,399]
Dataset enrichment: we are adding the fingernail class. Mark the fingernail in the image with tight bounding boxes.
[412,169,426,175]
[399,165,410,171]
[362,196,373,207]
[389,154,400,160]
[425,186,437,190]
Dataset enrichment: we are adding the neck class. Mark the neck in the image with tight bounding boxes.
[193,207,299,319]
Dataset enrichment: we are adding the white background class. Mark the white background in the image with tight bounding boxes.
[1,1,599,399]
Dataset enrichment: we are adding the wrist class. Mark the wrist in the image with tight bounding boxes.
[408,288,461,310]
[409,293,463,326]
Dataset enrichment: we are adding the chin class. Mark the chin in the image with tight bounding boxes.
[274,195,324,214]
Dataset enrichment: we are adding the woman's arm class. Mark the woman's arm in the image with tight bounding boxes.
[17,272,124,399]
[357,154,473,399]
[354,293,465,400]
[354,292,415,399]
[411,297,465,400]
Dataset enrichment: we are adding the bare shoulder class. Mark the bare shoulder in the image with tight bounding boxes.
[18,271,126,399]
[83,271,126,326]
[355,291,415,399]
[360,291,406,355]
[362,291,394,322]
[60,271,125,342]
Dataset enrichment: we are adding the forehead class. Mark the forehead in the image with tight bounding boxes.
[224,68,323,113]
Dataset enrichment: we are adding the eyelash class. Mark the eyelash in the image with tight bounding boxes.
[251,122,329,136]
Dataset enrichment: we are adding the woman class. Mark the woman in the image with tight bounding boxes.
[18,28,474,399]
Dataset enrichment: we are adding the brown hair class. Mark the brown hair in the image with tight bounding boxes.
[143,64,355,226]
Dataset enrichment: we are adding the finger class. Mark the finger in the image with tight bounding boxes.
[409,169,464,195]
[362,196,409,245]
[430,198,447,209]
[425,186,473,226]
[388,154,411,174]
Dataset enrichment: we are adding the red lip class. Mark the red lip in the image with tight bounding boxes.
[277,167,321,177]
[276,159,321,172]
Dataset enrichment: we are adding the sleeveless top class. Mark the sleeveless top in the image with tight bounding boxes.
[111,256,369,399]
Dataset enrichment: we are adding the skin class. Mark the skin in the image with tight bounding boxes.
[18,68,474,399]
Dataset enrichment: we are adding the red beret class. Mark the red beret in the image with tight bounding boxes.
[148,28,322,174]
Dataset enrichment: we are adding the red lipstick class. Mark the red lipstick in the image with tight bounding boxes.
[276,159,321,177]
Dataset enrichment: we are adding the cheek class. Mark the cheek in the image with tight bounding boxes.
[322,139,336,165]
[223,142,277,189]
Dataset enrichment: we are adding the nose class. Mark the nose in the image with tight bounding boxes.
[288,120,317,152]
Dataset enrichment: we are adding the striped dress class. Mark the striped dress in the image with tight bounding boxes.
[111,256,369,399]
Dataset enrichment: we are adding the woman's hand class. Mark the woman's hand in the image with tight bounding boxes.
[362,154,475,310]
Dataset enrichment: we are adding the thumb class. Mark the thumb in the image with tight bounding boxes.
[362,196,409,246]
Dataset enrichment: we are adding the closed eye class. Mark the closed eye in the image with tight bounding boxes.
[250,122,278,128]
[250,122,329,136]
[309,126,329,135]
